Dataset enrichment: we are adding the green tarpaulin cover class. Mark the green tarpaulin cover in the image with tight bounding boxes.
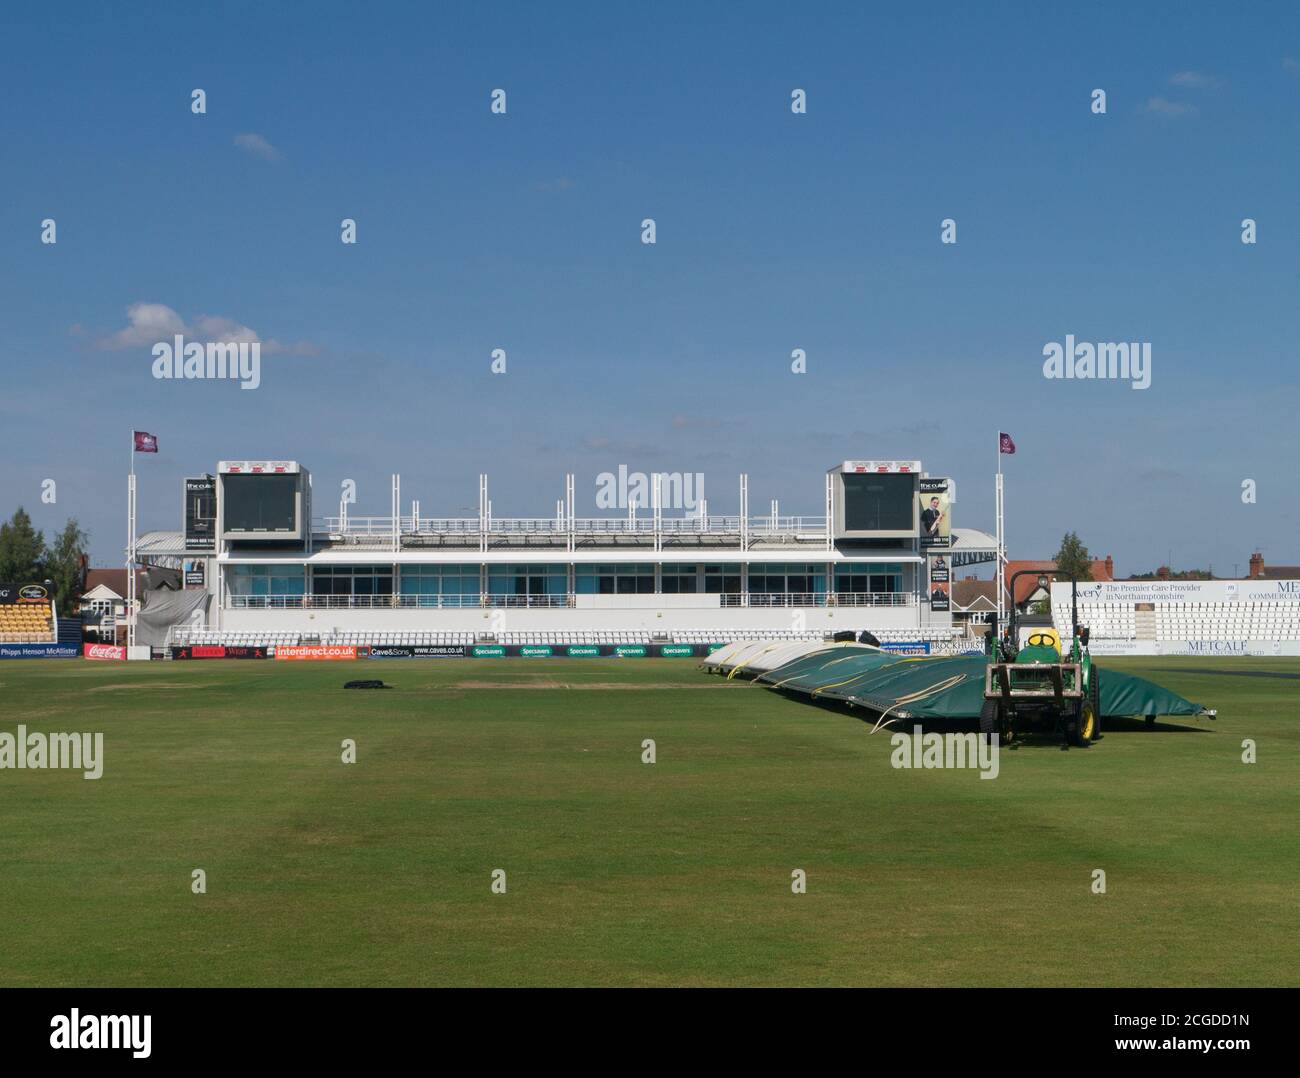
[753,648,1206,720]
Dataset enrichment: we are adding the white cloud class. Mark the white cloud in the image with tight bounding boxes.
[1145,97,1197,117]
[94,302,318,356]
[100,302,187,348]
[233,132,281,160]
[1168,70,1221,89]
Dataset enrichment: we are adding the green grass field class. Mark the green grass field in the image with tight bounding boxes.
[0,655,1296,987]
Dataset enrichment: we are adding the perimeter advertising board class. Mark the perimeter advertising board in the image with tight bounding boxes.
[275,645,357,661]
[83,644,126,660]
[0,644,79,659]
[1051,580,1300,604]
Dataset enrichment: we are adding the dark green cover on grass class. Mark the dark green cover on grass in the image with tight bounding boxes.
[754,649,1205,719]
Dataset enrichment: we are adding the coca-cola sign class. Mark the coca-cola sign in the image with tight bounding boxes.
[83,644,126,661]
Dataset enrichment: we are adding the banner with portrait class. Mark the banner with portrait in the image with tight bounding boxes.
[918,478,951,549]
[929,553,951,611]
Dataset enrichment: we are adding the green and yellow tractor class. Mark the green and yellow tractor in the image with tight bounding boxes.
[981,575,1100,747]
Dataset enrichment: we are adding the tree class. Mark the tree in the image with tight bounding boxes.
[43,518,89,614]
[0,508,46,584]
[1052,531,1094,582]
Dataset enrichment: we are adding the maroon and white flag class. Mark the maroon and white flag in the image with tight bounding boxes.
[133,431,158,453]
[998,432,1016,455]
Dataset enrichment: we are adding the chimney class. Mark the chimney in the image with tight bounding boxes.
[1104,555,1114,579]
[1249,552,1264,579]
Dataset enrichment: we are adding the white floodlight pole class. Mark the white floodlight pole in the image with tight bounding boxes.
[824,472,834,552]
[566,473,575,553]
[479,474,488,553]
[739,474,748,552]
[653,473,662,553]
[391,474,400,552]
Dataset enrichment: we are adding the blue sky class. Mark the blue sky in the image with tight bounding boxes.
[2,1,1298,576]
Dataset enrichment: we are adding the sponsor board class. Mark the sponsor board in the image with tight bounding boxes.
[1087,639,1300,657]
[519,646,553,658]
[274,645,357,662]
[0,643,80,659]
[171,645,268,660]
[565,645,601,657]
[880,641,932,655]
[0,583,50,604]
[1053,579,1300,605]
[365,645,466,659]
[1085,639,1146,656]
[918,477,951,550]
[471,645,506,658]
[615,645,648,657]
[184,475,217,550]
[657,645,694,657]
[83,644,126,661]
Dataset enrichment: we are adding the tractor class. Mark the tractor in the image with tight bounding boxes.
[981,571,1100,747]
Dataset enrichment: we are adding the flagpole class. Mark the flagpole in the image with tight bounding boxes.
[127,430,136,651]
[995,431,1005,625]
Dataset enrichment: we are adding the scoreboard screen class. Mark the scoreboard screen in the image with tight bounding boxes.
[223,474,297,533]
[831,461,921,540]
[842,473,916,532]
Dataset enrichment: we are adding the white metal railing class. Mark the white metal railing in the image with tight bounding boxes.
[720,592,911,608]
[228,591,910,610]
[228,593,573,610]
[315,514,830,537]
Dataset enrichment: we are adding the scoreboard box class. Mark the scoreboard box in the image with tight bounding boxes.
[830,461,921,540]
[217,461,311,543]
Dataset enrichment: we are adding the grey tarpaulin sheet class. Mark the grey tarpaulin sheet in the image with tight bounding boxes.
[135,589,209,647]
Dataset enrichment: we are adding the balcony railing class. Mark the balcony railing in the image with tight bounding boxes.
[315,515,831,538]
[228,591,911,610]
[228,593,575,610]
[720,592,909,608]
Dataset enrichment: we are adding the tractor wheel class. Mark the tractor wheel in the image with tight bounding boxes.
[979,699,998,741]
[1068,699,1097,747]
[980,699,1012,744]
[1089,670,1103,741]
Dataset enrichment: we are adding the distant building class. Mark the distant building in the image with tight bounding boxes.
[80,568,179,642]
[1247,552,1300,580]
[1004,556,1114,610]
